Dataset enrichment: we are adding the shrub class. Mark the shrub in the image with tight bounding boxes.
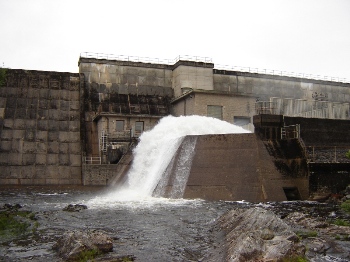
[341,200,350,213]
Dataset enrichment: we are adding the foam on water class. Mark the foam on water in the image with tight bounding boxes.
[90,115,250,204]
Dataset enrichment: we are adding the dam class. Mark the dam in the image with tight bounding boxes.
[0,53,349,201]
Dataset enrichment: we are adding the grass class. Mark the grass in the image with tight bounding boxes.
[332,219,350,227]
[0,209,37,240]
[77,248,100,262]
[341,200,350,213]
[296,230,318,239]
[282,256,308,262]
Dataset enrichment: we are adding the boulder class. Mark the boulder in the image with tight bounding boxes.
[53,230,113,261]
[63,204,88,212]
[217,207,305,261]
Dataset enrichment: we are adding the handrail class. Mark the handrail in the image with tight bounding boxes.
[80,52,349,84]
[84,157,101,165]
[80,52,212,65]
[215,64,350,83]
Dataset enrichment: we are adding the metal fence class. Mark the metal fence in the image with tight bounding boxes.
[84,157,101,165]
[80,52,349,84]
[80,52,212,65]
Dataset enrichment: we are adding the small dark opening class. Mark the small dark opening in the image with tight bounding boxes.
[283,187,301,201]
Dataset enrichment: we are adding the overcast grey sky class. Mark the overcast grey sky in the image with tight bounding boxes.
[0,0,349,80]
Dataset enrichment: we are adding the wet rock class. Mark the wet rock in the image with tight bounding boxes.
[286,212,328,229]
[63,204,87,212]
[2,203,22,210]
[53,230,113,261]
[216,207,305,261]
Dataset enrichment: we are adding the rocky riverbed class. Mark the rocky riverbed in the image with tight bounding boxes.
[0,186,350,261]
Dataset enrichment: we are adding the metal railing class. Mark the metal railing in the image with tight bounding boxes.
[84,157,102,165]
[80,52,212,65]
[215,64,350,83]
[306,146,350,163]
[80,52,349,84]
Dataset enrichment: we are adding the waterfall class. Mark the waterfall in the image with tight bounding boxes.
[112,115,250,200]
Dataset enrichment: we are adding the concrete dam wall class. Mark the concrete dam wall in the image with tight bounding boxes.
[156,133,308,202]
[0,69,83,185]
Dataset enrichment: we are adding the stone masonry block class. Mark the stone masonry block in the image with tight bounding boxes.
[23,142,36,153]
[8,166,22,178]
[22,154,36,166]
[48,131,59,142]
[36,154,47,165]
[13,119,26,129]
[0,153,9,165]
[20,166,35,178]
[25,119,36,129]
[60,90,70,101]
[33,166,47,179]
[13,130,25,140]
[70,154,81,166]
[46,166,60,178]
[60,101,69,111]
[69,142,81,154]
[47,141,59,154]
[45,179,61,185]
[37,120,48,130]
[69,111,79,121]
[59,132,70,142]
[48,120,59,131]
[37,110,48,121]
[36,131,48,142]
[3,119,14,129]
[59,121,69,131]
[47,154,59,165]
[69,121,80,132]
[58,166,71,178]
[8,153,22,165]
[36,142,47,153]
[70,91,80,101]
[70,101,80,111]
[1,129,13,140]
[59,154,69,165]
[1,141,12,152]
[48,109,59,120]
[25,129,36,141]
[59,143,69,154]
[69,132,80,142]
[11,140,22,152]
[58,110,69,121]
[70,166,82,180]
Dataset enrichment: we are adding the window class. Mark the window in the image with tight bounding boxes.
[233,116,251,126]
[207,105,223,120]
[135,121,144,136]
[116,120,124,131]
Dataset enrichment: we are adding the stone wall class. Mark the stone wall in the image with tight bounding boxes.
[0,69,83,185]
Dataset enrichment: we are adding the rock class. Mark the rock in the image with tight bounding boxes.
[216,207,305,261]
[285,212,328,229]
[53,230,113,261]
[2,203,22,210]
[63,204,88,212]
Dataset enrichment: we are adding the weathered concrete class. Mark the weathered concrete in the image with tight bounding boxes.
[161,133,308,202]
[0,69,83,185]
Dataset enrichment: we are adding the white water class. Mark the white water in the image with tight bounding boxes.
[96,115,250,202]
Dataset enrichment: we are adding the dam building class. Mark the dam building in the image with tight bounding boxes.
[0,53,349,201]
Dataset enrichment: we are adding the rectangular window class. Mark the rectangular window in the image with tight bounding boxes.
[233,116,251,126]
[207,105,223,120]
[135,121,144,136]
[116,120,124,131]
